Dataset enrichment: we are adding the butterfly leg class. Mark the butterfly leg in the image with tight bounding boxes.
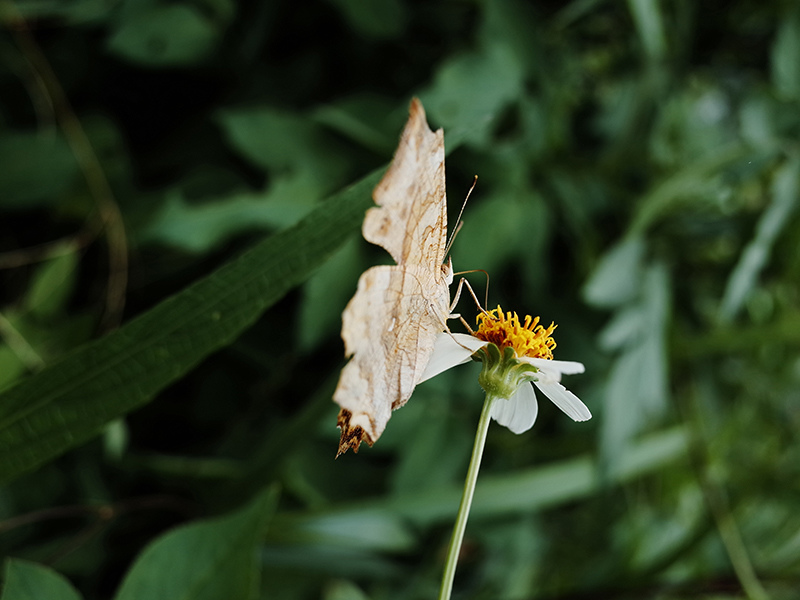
[448,277,489,318]
[432,277,487,342]
[430,302,479,352]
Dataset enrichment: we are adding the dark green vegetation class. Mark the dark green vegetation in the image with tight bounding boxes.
[1,0,799,598]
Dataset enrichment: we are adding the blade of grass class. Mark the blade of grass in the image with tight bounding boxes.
[0,169,382,484]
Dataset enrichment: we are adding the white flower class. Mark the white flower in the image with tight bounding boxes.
[420,331,591,434]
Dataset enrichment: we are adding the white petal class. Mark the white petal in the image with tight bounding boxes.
[419,333,487,383]
[489,383,539,434]
[533,380,592,422]
[521,357,585,379]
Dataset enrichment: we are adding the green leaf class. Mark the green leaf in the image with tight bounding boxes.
[107,4,219,67]
[629,146,754,234]
[0,307,95,386]
[217,107,347,181]
[420,42,524,147]
[452,186,550,284]
[24,250,79,318]
[1,559,84,600]
[323,580,371,600]
[719,156,800,322]
[0,132,79,209]
[385,388,472,496]
[114,487,278,600]
[298,237,363,351]
[627,0,667,62]
[583,236,646,309]
[2,0,111,23]
[139,180,318,252]
[597,304,645,351]
[0,311,46,375]
[649,83,739,167]
[479,0,541,76]
[271,508,416,554]
[0,169,381,484]
[0,346,27,394]
[312,95,398,154]
[325,0,407,40]
[600,263,670,473]
[739,93,778,150]
[276,428,688,532]
[771,7,800,100]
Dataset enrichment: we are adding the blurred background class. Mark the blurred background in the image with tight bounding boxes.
[1,0,799,598]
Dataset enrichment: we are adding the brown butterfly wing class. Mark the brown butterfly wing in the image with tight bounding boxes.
[364,98,448,273]
[333,98,451,455]
[335,264,449,454]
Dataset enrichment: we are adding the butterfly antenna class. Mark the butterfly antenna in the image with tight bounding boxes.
[479,268,490,309]
[444,176,478,257]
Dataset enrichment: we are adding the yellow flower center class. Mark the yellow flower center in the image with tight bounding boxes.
[474,305,557,360]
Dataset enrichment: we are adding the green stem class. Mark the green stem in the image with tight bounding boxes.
[438,394,496,600]
[683,379,771,600]
[706,487,771,600]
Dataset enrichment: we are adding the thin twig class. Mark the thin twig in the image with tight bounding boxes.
[0,494,196,565]
[683,379,771,600]
[2,2,129,332]
[0,225,97,269]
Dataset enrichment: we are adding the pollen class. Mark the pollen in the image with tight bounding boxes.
[475,305,557,360]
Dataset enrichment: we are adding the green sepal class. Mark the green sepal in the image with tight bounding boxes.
[472,343,539,400]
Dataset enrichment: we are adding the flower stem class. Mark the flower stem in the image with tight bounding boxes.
[438,394,496,600]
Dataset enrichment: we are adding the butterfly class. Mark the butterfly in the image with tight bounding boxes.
[333,98,454,456]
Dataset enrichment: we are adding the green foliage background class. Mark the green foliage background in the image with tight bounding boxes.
[1,0,799,598]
